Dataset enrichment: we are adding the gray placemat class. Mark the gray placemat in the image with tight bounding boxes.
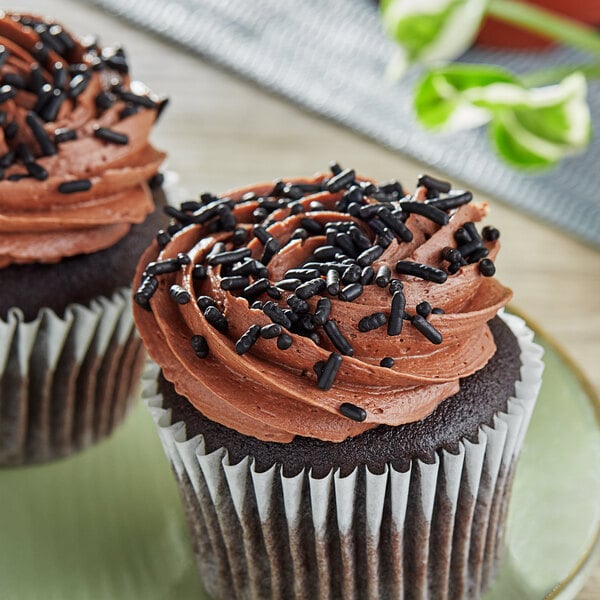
[88,0,600,246]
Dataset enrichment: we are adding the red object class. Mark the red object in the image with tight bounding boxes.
[476,0,600,50]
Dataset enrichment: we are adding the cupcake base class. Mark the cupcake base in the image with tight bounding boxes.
[143,313,543,599]
[0,288,145,466]
[0,185,168,466]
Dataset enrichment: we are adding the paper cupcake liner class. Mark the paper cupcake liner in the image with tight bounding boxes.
[0,288,145,466]
[143,312,544,600]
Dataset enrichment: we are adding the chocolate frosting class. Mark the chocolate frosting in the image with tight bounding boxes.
[133,172,512,443]
[0,12,165,267]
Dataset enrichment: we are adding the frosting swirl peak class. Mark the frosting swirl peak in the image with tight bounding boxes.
[0,12,166,267]
[133,167,512,443]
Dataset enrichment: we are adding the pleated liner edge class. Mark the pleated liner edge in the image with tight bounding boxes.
[143,312,544,600]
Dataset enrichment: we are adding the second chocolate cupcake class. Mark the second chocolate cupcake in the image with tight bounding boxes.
[0,12,167,465]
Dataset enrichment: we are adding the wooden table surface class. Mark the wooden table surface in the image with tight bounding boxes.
[16,1,600,597]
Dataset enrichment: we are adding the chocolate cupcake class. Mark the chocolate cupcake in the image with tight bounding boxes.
[134,166,543,599]
[0,13,167,465]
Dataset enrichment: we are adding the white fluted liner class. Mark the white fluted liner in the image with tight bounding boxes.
[143,313,544,599]
[0,288,145,466]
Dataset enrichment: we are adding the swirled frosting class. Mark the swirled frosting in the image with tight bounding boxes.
[0,12,166,267]
[133,168,512,443]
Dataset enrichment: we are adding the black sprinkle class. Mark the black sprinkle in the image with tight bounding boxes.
[357,245,384,267]
[285,268,320,281]
[276,278,302,292]
[313,297,332,326]
[261,237,281,265]
[261,324,281,339]
[432,307,445,314]
[389,279,404,295]
[54,128,77,143]
[287,295,310,314]
[156,230,171,249]
[266,286,282,300]
[52,62,67,90]
[300,217,324,235]
[26,161,48,181]
[339,283,363,302]
[479,259,496,277]
[442,247,462,263]
[467,247,489,263]
[134,275,158,308]
[482,226,500,242]
[17,143,35,164]
[221,276,249,291]
[197,296,216,310]
[388,290,406,336]
[4,121,18,140]
[0,149,14,169]
[148,173,165,190]
[146,257,181,276]
[360,266,374,285]
[277,332,293,350]
[192,264,207,279]
[329,161,343,175]
[119,104,139,119]
[457,240,484,259]
[412,315,443,344]
[400,201,449,226]
[375,265,391,288]
[323,320,354,356]
[295,278,326,300]
[263,301,292,329]
[190,335,209,358]
[204,305,228,332]
[68,72,90,98]
[427,191,472,211]
[339,401,366,422]
[358,312,387,332]
[454,227,471,245]
[118,90,157,109]
[169,284,191,304]
[327,168,355,193]
[40,89,65,121]
[242,278,270,299]
[341,264,361,284]
[0,84,17,103]
[318,353,343,390]
[380,357,395,368]
[416,301,432,318]
[26,111,57,156]
[94,126,129,145]
[235,324,261,355]
[208,247,251,266]
[395,261,447,284]
[418,174,451,194]
[290,227,308,240]
[58,179,92,194]
[314,246,340,262]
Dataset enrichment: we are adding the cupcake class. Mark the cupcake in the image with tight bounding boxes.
[134,165,543,599]
[0,12,167,465]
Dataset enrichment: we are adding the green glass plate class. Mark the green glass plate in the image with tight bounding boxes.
[1,321,599,600]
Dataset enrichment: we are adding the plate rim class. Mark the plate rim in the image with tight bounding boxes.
[508,304,600,600]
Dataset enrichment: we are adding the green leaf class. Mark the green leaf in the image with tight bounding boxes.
[385,2,463,63]
[414,64,517,131]
[414,67,592,170]
[489,113,555,170]
[380,0,489,76]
